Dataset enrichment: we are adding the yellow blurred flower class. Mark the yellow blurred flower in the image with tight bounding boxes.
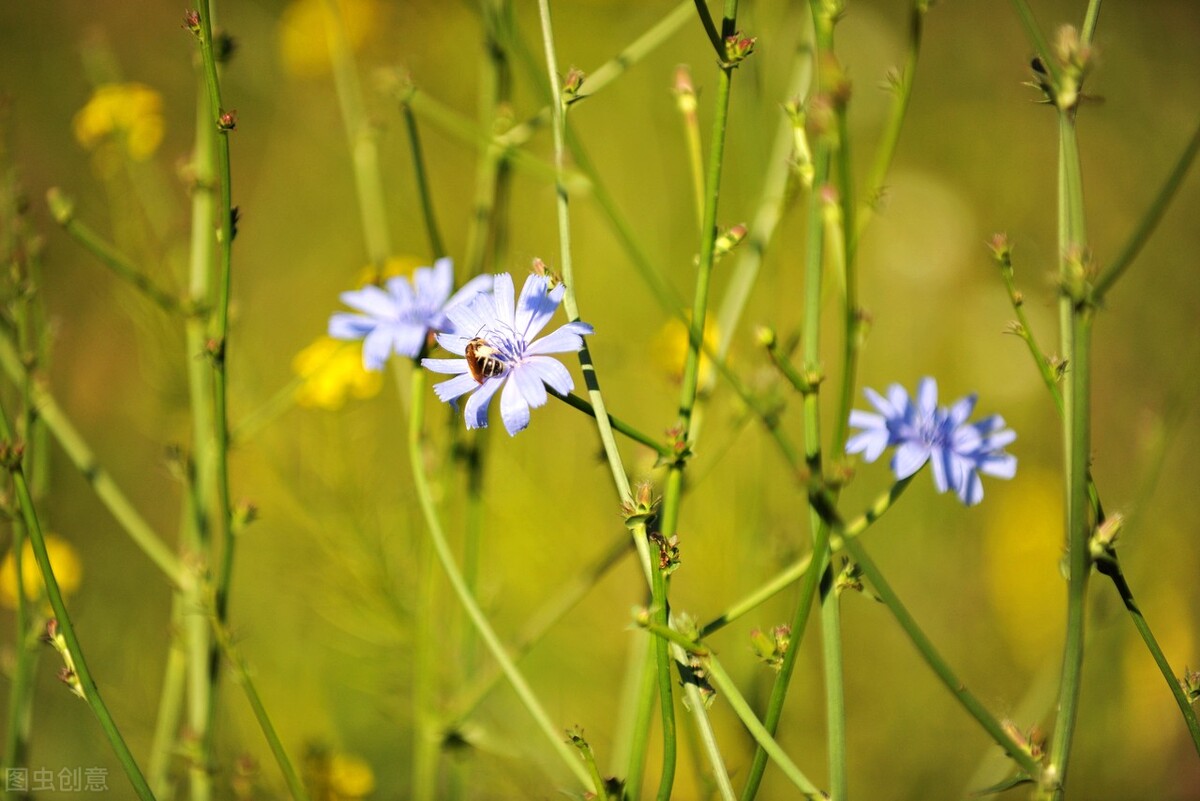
[0,534,83,609]
[653,314,721,386]
[279,0,382,78]
[72,83,164,161]
[328,753,374,799]
[293,336,382,410]
[355,255,423,288]
[981,468,1064,670]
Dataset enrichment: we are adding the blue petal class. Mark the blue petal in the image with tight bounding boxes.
[433,372,480,403]
[958,469,984,506]
[415,258,454,308]
[435,331,470,356]
[499,374,531,435]
[865,386,897,419]
[893,441,932,480]
[515,275,562,340]
[916,377,938,417]
[464,376,504,429]
[446,274,493,313]
[445,293,495,341]
[525,322,594,356]
[947,393,978,427]
[384,276,417,308]
[341,285,397,319]
[422,358,470,375]
[492,273,516,333]
[523,356,574,395]
[846,427,890,463]
[511,362,548,409]
[928,446,951,493]
[328,313,375,340]
[979,452,1017,479]
[362,327,396,370]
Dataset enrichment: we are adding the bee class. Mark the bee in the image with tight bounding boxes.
[464,337,507,383]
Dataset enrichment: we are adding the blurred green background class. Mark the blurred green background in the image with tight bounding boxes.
[2,0,1200,798]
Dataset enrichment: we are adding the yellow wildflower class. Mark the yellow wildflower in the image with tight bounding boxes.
[279,0,382,78]
[72,83,164,161]
[328,753,375,799]
[653,314,721,386]
[293,336,382,410]
[355,255,423,288]
[0,534,83,609]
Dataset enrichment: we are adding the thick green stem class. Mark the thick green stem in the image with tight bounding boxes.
[193,3,237,769]
[401,106,446,261]
[1045,106,1092,799]
[0,401,157,800]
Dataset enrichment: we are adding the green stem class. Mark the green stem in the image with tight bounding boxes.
[1080,0,1102,45]
[676,67,706,229]
[840,536,1043,778]
[209,618,311,801]
[412,500,440,801]
[620,638,657,800]
[321,0,392,269]
[401,106,446,261]
[741,16,833,780]
[648,552,678,801]
[194,2,237,766]
[1096,559,1200,756]
[184,69,217,801]
[0,333,186,587]
[1045,106,1091,799]
[44,191,186,316]
[552,391,671,457]
[1093,115,1200,301]
[703,657,823,798]
[714,42,811,363]
[691,0,725,58]
[407,367,592,788]
[1008,0,1061,89]
[857,1,926,236]
[0,401,157,800]
[147,597,187,798]
[441,533,630,727]
[577,1,694,101]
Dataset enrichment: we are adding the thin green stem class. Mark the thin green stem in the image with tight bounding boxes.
[1080,0,1102,46]
[552,391,671,457]
[44,190,186,316]
[840,536,1043,778]
[412,502,440,801]
[0,401,157,800]
[741,33,833,786]
[147,598,187,798]
[406,367,592,789]
[1093,115,1200,301]
[621,638,657,800]
[703,657,823,798]
[441,533,630,727]
[209,618,311,801]
[0,333,186,587]
[401,106,446,261]
[676,67,706,229]
[1096,559,1200,755]
[321,0,392,269]
[691,0,725,58]
[576,1,694,101]
[648,554,678,801]
[857,2,926,236]
[1008,0,1061,89]
[700,477,914,638]
[714,42,811,363]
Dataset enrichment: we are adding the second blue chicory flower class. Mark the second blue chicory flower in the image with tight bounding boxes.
[846,377,1017,506]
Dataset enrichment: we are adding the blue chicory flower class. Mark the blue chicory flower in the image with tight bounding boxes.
[328,257,492,370]
[421,272,593,436]
[846,377,1017,506]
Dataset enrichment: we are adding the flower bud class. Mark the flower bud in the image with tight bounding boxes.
[723,32,756,65]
